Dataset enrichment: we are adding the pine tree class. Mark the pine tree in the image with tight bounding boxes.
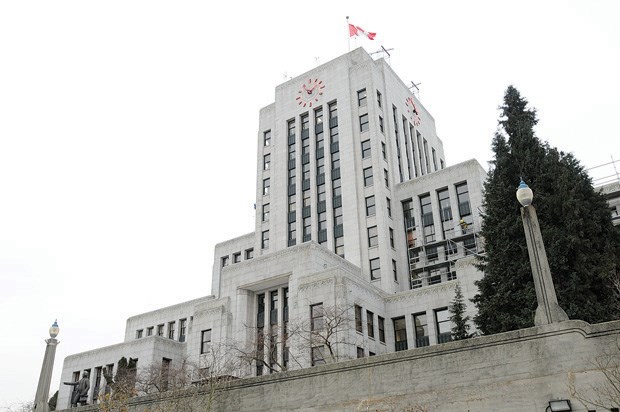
[449,283,472,340]
[472,85,620,334]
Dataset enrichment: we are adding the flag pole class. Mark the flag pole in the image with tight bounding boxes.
[346,16,350,51]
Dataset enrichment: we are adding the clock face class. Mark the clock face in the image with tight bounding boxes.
[406,97,421,126]
[296,78,325,107]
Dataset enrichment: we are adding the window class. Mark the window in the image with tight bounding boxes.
[359,113,369,132]
[311,346,326,366]
[376,90,382,108]
[245,248,254,259]
[355,305,363,333]
[146,326,153,336]
[378,316,386,343]
[263,178,270,196]
[161,358,171,391]
[157,324,164,337]
[432,148,438,171]
[456,182,472,217]
[440,159,445,169]
[263,130,271,146]
[365,195,376,216]
[367,226,378,247]
[413,313,429,347]
[393,317,408,351]
[420,194,435,243]
[263,153,271,170]
[221,256,229,267]
[357,347,365,358]
[233,252,241,263]
[311,303,324,331]
[136,329,143,339]
[370,258,381,280]
[201,329,212,354]
[386,197,392,217]
[168,322,175,340]
[262,203,270,222]
[435,308,451,343]
[438,188,453,239]
[179,318,187,342]
[423,138,430,173]
[357,88,367,107]
[379,116,384,133]
[363,167,373,186]
[384,169,389,188]
[389,227,394,248]
[392,259,398,282]
[369,351,375,356]
[367,310,375,338]
[261,230,269,249]
[361,139,371,158]
[381,142,387,160]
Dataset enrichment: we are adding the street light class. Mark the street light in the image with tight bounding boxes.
[34,320,60,412]
[517,179,568,326]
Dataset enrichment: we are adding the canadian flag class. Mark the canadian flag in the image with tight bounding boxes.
[348,23,376,40]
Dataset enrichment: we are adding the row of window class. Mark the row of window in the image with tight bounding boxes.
[69,359,136,405]
[221,248,254,267]
[135,318,188,342]
[394,308,451,351]
[353,304,386,342]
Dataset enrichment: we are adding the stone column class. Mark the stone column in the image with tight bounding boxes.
[33,337,59,412]
[521,206,569,325]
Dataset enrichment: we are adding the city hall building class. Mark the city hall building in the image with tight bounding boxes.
[57,48,487,408]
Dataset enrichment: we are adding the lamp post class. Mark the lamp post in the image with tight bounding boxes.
[517,180,568,326]
[33,320,60,412]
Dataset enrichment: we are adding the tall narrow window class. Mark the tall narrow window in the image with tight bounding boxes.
[420,194,435,244]
[157,324,164,337]
[376,90,382,108]
[386,197,392,217]
[435,308,451,344]
[262,203,270,222]
[367,310,374,338]
[432,148,438,171]
[367,226,378,247]
[413,313,429,347]
[379,116,384,133]
[456,182,472,218]
[378,316,386,343]
[363,167,373,186]
[392,259,398,282]
[200,329,212,354]
[311,303,324,331]
[311,346,326,366]
[355,305,363,333]
[263,153,271,170]
[365,195,376,216]
[361,139,371,158]
[263,130,271,146]
[261,230,269,249]
[381,142,387,160]
[370,258,381,280]
[179,318,187,342]
[389,227,394,248]
[168,322,175,340]
[393,317,408,351]
[437,188,453,239]
[357,88,367,106]
[384,169,389,188]
[359,113,369,132]
[263,178,270,196]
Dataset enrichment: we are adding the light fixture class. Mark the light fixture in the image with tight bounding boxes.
[548,399,572,411]
[516,179,534,207]
[49,319,60,339]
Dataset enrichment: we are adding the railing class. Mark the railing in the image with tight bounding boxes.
[437,332,452,344]
[415,336,430,348]
[395,340,408,352]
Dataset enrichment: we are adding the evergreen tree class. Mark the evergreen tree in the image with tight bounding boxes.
[449,283,472,340]
[473,85,619,334]
[48,390,58,411]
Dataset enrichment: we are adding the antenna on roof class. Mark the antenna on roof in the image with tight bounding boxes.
[409,81,421,98]
[370,46,394,64]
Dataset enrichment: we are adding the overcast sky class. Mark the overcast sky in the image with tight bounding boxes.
[1,0,618,407]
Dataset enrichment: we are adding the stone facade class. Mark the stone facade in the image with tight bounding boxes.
[57,48,489,408]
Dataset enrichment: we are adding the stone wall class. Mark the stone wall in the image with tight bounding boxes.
[58,319,620,412]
